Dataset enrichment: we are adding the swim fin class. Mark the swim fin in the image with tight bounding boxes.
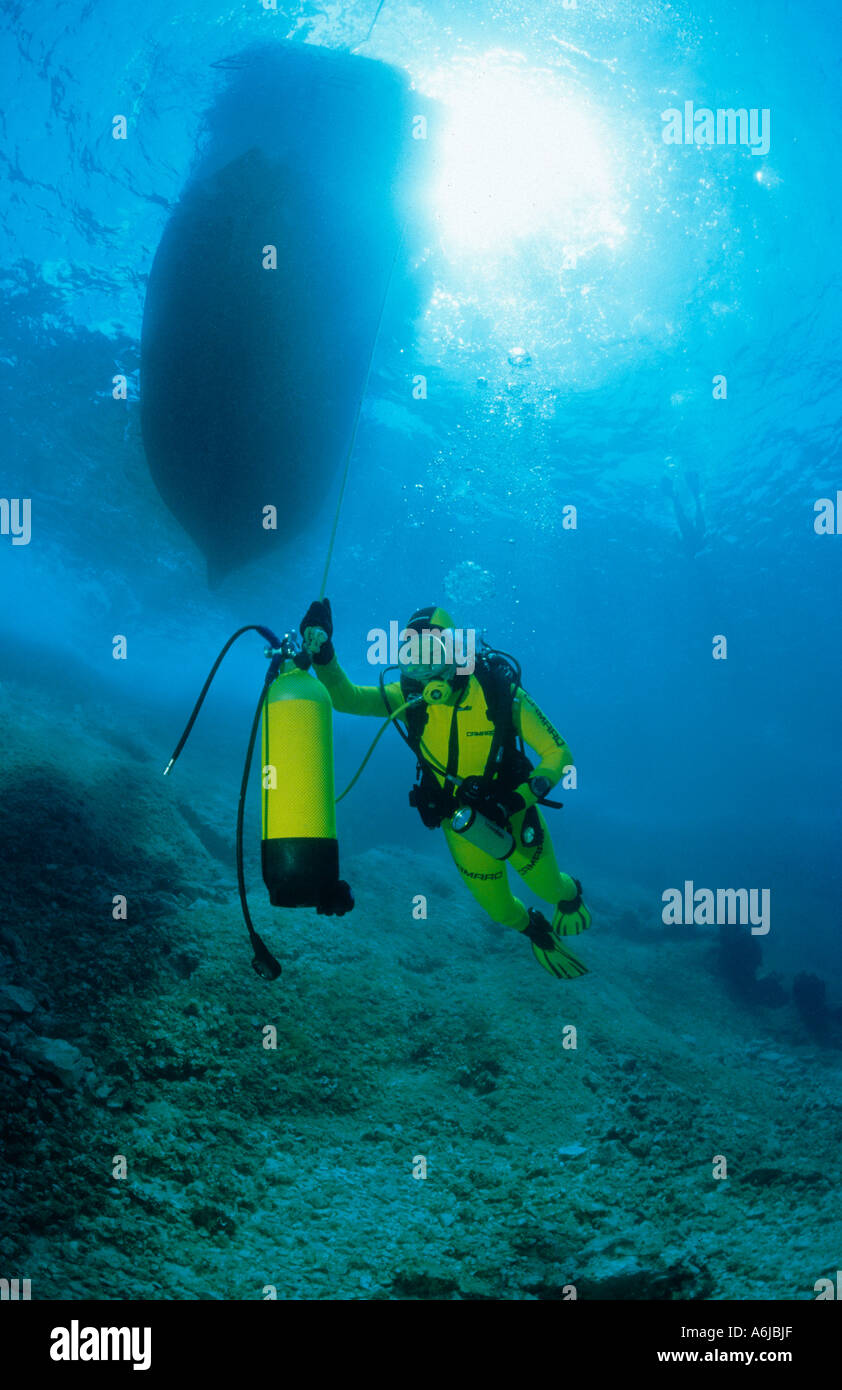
[523,908,589,980]
[552,878,592,937]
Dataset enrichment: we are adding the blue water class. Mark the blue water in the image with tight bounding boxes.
[1,0,841,1302]
[4,0,839,963]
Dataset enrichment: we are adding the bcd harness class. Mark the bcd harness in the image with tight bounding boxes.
[399,650,537,830]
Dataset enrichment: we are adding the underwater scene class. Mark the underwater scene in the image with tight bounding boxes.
[1,0,841,1310]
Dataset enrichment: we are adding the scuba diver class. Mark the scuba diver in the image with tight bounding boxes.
[662,469,706,557]
[299,598,592,980]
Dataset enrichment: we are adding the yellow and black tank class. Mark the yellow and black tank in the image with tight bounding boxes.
[260,656,351,913]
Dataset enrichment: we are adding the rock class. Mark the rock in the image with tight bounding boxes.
[0,984,37,1017]
[580,1253,712,1301]
[557,1143,587,1160]
[0,1020,32,1049]
[5,1058,33,1078]
[23,1036,94,1088]
[594,1140,625,1166]
[172,951,201,979]
[587,1256,643,1287]
[0,927,27,961]
[581,1233,630,1258]
[263,1156,296,1184]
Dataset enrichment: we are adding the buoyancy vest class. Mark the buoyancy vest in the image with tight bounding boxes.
[403,652,533,822]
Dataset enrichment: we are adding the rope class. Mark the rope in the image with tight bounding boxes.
[352,0,387,52]
[319,221,405,598]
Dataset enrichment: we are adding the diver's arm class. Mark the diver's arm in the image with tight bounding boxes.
[513,688,574,804]
[300,595,401,716]
[315,656,402,717]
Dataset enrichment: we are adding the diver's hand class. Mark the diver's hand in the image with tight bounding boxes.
[300,598,334,665]
[512,775,552,810]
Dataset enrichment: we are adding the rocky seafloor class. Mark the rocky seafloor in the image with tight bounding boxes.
[1,678,840,1301]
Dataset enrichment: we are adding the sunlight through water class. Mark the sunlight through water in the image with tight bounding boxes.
[424,52,627,260]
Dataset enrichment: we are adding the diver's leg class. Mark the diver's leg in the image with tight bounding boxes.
[509,809,591,937]
[509,807,575,899]
[443,819,588,980]
[442,822,528,929]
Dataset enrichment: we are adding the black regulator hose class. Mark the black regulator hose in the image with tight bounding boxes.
[163,625,281,775]
[164,625,283,981]
[236,661,282,981]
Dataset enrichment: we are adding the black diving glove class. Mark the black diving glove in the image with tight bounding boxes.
[300,598,334,665]
[456,776,524,828]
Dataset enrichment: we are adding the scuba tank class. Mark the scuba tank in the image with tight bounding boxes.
[261,655,351,914]
[450,805,516,860]
[164,625,352,982]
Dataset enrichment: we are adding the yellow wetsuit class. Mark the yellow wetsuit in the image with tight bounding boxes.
[315,656,579,932]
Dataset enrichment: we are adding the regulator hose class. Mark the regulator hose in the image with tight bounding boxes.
[163,625,283,981]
